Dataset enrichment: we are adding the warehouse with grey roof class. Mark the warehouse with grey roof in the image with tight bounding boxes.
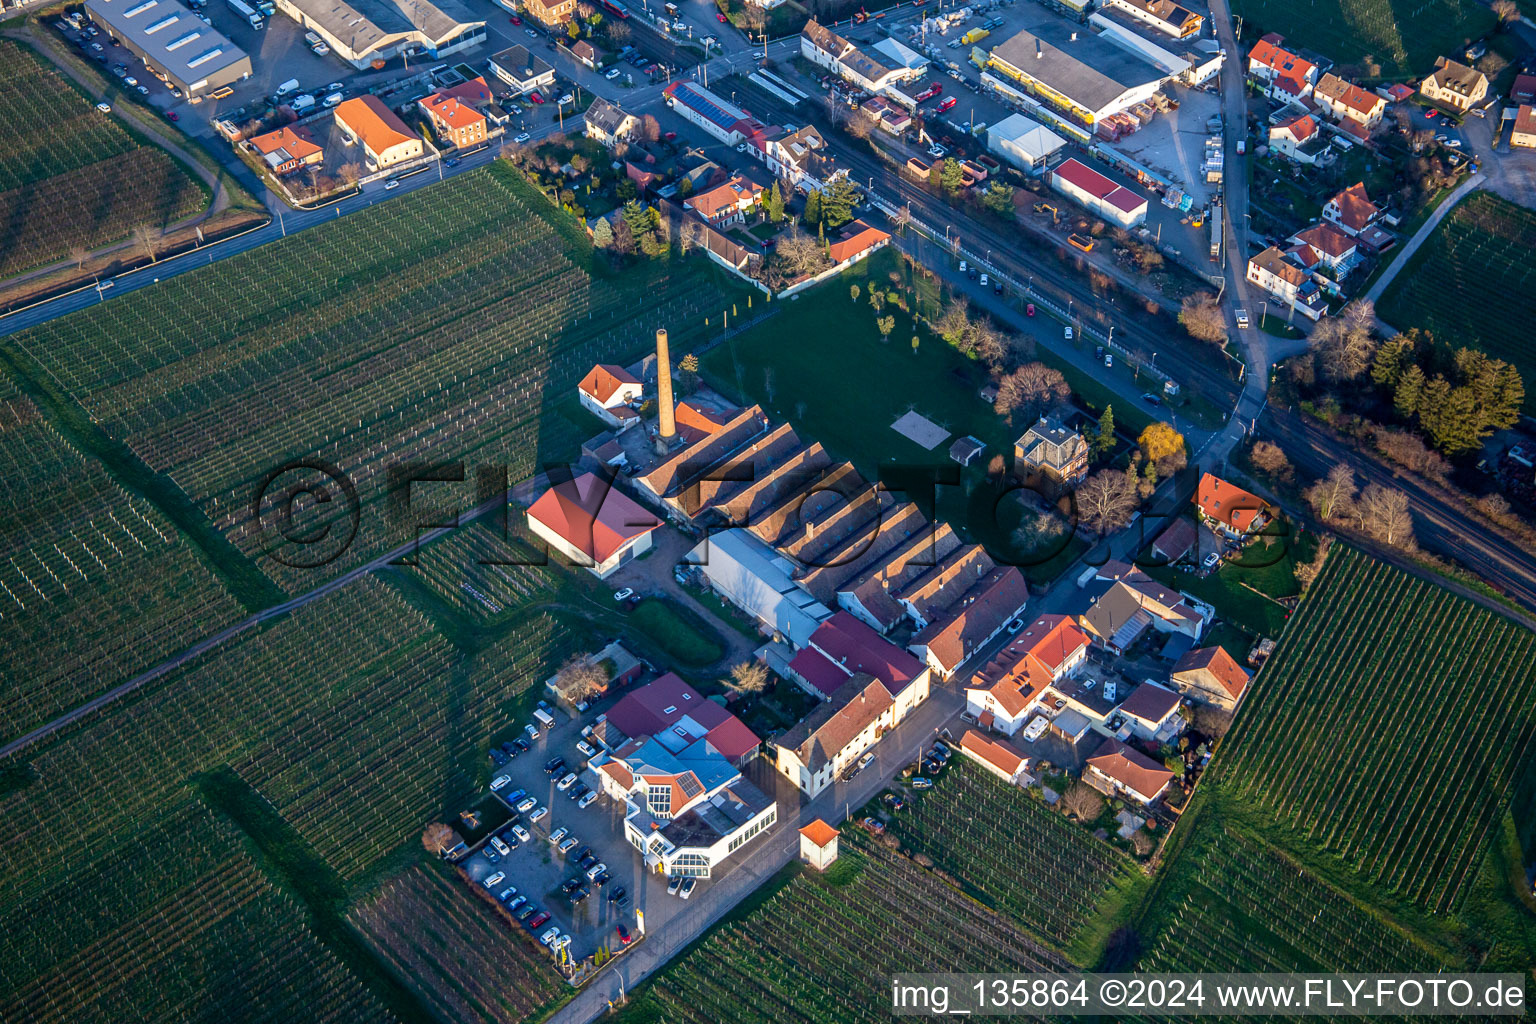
[85,0,251,99]
[987,23,1167,125]
[272,0,485,68]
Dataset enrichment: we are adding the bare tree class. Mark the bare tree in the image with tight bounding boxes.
[773,225,829,278]
[1249,440,1292,481]
[1075,469,1140,536]
[553,655,608,703]
[132,224,159,265]
[1359,484,1414,548]
[68,243,90,270]
[1293,534,1332,592]
[1058,781,1106,822]
[1178,291,1227,344]
[607,19,631,42]
[1374,428,1449,482]
[1493,0,1519,23]
[724,659,770,694]
[995,362,1070,422]
[421,822,462,856]
[1304,463,1357,521]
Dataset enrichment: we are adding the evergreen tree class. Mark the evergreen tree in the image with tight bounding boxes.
[1093,405,1116,457]
[1393,364,1425,419]
[803,188,822,226]
[820,176,861,228]
[591,216,614,249]
[765,182,785,223]
[1371,335,1413,390]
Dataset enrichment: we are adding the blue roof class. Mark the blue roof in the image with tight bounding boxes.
[673,82,749,133]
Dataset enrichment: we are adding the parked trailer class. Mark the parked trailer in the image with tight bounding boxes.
[1208,207,1221,261]
[226,0,263,28]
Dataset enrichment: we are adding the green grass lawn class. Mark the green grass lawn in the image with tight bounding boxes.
[1377,191,1536,413]
[1145,529,1315,639]
[626,600,725,666]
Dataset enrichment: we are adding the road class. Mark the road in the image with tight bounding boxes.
[1261,409,1536,615]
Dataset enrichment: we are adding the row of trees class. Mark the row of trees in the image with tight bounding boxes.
[1303,464,1415,549]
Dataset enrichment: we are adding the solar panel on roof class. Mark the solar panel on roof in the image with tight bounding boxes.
[677,774,704,799]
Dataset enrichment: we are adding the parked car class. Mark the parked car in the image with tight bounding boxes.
[1103,353,1113,368]
[530,805,548,823]
[484,872,506,889]
[550,826,568,844]
[557,772,578,791]
[514,737,530,753]
[586,861,607,881]
[490,836,511,856]
[608,886,627,903]
[515,795,537,813]
[509,894,527,911]
[574,845,592,863]
[484,848,500,864]
[568,886,589,904]
[1203,552,1221,570]
[514,132,531,143]
[96,101,112,112]
[1064,326,1073,341]
[559,836,579,854]
[512,823,532,842]
[544,757,565,775]
[491,775,512,791]
[489,749,507,767]
[527,910,550,928]
[1141,392,1161,406]
[605,67,621,79]
[679,877,697,899]
[578,790,598,809]
[510,13,521,21]
[577,740,597,759]
[979,273,988,287]
[617,923,632,944]
[517,904,537,921]
[1425,108,1438,119]
[594,870,611,887]
[911,777,933,790]
[568,783,589,801]
[862,816,886,834]
[540,926,561,946]
[613,587,634,601]
[667,876,682,896]
[1026,303,1035,316]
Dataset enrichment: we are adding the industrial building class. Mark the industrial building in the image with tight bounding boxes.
[84,0,251,100]
[1050,157,1148,227]
[987,23,1167,126]
[986,113,1067,173]
[663,81,763,145]
[272,0,485,69]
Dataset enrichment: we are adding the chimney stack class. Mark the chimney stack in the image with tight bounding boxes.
[655,328,677,450]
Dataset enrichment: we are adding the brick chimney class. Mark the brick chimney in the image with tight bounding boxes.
[655,328,677,451]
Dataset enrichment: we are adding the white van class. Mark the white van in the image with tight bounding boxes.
[274,78,299,97]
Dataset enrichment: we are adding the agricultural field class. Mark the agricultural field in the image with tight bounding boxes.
[0,379,244,742]
[1214,545,1536,914]
[616,837,1071,1024]
[0,40,206,279]
[885,760,1144,961]
[0,798,392,1024]
[1378,192,1536,413]
[351,866,567,1024]
[408,520,556,623]
[2,163,749,593]
[1134,818,1449,976]
[1230,0,1493,78]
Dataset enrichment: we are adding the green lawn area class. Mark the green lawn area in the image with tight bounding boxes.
[1145,528,1316,639]
[1377,191,1536,413]
[626,599,725,666]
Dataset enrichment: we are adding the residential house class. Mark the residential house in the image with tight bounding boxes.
[1084,738,1175,804]
[1321,182,1393,251]
[489,44,555,96]
[1289,222,1358,273]
[826,220,891,266]
[1171,644,1251,710]
[786,611,932,721]
[1077,567,1211,653]
[1115,681,1183,743]
[1421,56,1488,112]
[1150,518,1197,564]
[684,175,763,228]
[908,566,1031,679]
[772,672,895,798]
[1268,113,1327,164]
[523,0,574,27]
[965,613,1090,735]
[958,729,1032,785]
[1514,105,1536,149]
[801,18,924,102]
[1014,417,1090,487]
[585,96,639,146]
[761,124,842,192]
[1246,35,1317,101]
[569,39,598,68]
[1245,245,1328,320]
[525,471,661,578]
[1102,0,1202,38]
[590,674,774,876]
[577,363,643,428]
[1197,472,1266,539]
[418,77,490,149]
[334,95,422,172]
[1312,72,1386,128]
[248,125,323,176]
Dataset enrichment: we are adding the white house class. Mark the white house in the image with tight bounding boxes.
[525,472,660,578]
[1312,72,1386,128]
[799,819,840,869]
[760,125,843,192]
[965,614,1089,735]
[801,18,923,100]
[773,673,896,798]
[1246,35,1317,101]
[1084,738,1175,804]
[1245,245,1328,320]
[1289,222,1358,273]
[1268,113,1328,165]
[1115,681,1183,743]
[577,363,643,428]
[958,729,1032,786]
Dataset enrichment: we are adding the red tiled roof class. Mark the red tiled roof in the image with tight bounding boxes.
[1173,645,1251,700]
[605,673,760,761]
[249,125,322,162]
[422,89,487,131]
[1327,182,1380,231]
[1151,518,1196,561]
[959,729,1028,778]
[914,567,1030,672]
[1087,738,1174,801]
[579,363,641,404]
[1314,73,1381,119]
[967,614,1086,717]
[687,175,762,220]
[794,611,925,698]
[336,95,417,155]
[1274,113,1317,142]
[1197,472,1265,533]
[1248,37,1314,81]
[1053,158,1145,214]
[1516,104,1536,137]
[1293,222,1355,259]
[827,219,890,262]
[1513,74,1536,101]
[527,472,659,562]
[799,818,840,846]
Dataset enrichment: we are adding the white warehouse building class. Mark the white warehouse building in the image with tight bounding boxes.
[986,113,1068,173]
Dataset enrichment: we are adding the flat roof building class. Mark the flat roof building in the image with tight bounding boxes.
[986,113,1067,173]
[272,0,485,68]
[84,0,251,99]
[988,23,1167,125]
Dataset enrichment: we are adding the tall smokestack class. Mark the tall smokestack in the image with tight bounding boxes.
[655,328,677,448]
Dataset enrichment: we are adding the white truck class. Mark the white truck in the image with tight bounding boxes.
[533,708,556,730]
[226,0,263,28]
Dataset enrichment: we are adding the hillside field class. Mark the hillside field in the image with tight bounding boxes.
[1378,191,1536,413]
[0,39,206,279]
[1230,0,1494,79]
